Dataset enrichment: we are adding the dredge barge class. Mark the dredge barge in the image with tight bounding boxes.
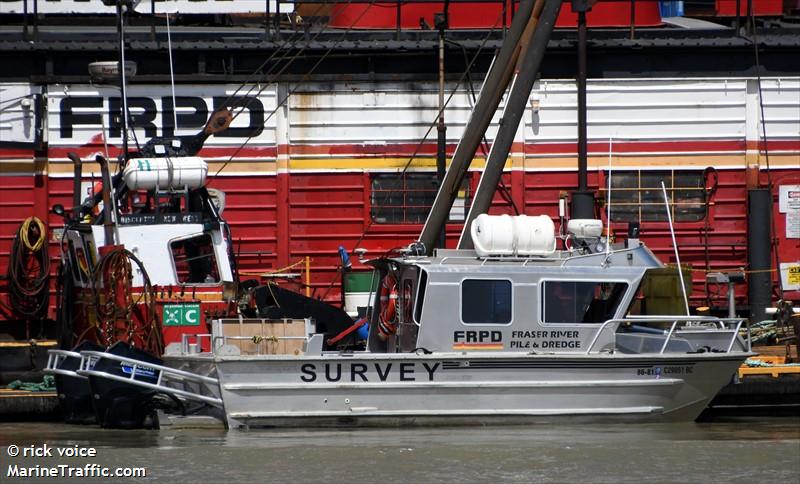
[1,1,798,421]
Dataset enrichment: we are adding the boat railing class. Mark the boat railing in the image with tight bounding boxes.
[179,325,323,356]
[437,254,567,266]
[434,246,637,267]
[211,334,313,356]
[44,349,86,379]
[584,316,750,355]
[76,350,223,407]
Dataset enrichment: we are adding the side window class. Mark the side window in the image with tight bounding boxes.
[461,279,512,325]
[542,281,628,324]
[171,234,220,284]
[401,278,414,323]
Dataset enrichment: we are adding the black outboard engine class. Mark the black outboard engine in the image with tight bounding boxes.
[54,340,104,424]
[87,342,163,429]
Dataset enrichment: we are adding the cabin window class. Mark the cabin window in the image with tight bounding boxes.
[370,173,471,224]
[461,279,512,325]
[603,170,706,223]
[170,234,220,284]
[542,281,628,324]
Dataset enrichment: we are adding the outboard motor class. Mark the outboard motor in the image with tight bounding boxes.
[55,340,104,425]
[87,342,163,429]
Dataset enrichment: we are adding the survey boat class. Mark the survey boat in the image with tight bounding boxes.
[147,214,751,428]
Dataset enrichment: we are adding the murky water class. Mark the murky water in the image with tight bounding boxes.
[1,418,799,483]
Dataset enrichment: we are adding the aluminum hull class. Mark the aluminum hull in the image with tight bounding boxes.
[166,351,747,428]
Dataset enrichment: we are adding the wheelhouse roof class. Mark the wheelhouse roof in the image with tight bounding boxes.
[381,244,664,275]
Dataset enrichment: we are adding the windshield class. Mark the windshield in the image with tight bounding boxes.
[542,281,629,324]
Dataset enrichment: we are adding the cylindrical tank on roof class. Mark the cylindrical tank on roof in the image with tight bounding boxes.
[471,214,556,257]
[515,215,557,256]
[123,157,208,191]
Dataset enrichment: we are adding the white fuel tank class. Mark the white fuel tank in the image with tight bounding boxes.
[471,214,556,257]
[123,157,208,191]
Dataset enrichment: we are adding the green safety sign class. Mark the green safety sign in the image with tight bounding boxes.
[162,303,201,326]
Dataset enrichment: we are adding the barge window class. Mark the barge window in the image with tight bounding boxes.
[461,279,512,325]
[370,173,471,224]
[543,281,628,324]
[603,170,706,223]
[170,234,220,284]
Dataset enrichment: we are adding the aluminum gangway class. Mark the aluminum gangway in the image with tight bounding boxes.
[46,347,223,408]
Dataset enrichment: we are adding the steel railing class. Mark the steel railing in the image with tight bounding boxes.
[181,332,314,356]
[76,350,223,407]
[584,315,751,355]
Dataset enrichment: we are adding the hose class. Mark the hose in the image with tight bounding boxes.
[3,217,50,319]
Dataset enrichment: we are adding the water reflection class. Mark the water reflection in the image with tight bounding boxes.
[1,419,798,483]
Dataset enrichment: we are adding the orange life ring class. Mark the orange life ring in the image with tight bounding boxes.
[378,274,398,339]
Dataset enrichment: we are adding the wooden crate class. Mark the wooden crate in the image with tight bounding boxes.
[216,319,309,355]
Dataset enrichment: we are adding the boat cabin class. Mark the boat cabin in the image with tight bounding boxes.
[368,241,664,355]
[60,155,235,290]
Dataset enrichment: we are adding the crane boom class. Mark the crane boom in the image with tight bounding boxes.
[417,0,563,255]
[418,0,540,255]
[459,0,562,249]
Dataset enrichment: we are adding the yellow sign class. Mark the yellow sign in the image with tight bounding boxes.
[789,265,800,286]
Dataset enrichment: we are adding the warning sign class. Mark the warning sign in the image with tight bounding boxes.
[789,266,800,285]
[780,264,800,292]
[779,185,800,239]
[162,303,201,326]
